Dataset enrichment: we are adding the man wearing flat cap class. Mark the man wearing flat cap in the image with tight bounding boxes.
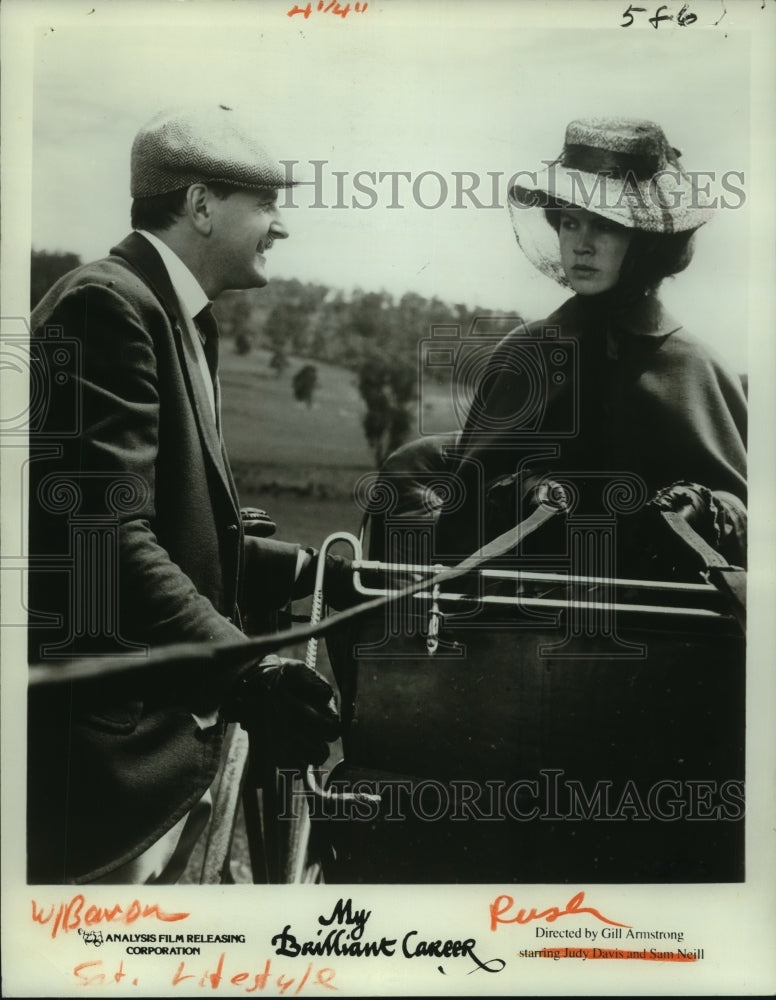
[27,105,341,883]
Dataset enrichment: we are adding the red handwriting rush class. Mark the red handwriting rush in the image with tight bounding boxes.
[489,891,631,930]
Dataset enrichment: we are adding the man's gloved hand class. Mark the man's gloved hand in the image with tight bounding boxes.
[223,655,340,768]
[293,550,365,610]
[240,506,277,538]
[648,480,722,549]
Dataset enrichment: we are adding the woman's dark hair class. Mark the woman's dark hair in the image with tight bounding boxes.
[543,204,697,295]
[130,182,244,232]
[619,229,696,293]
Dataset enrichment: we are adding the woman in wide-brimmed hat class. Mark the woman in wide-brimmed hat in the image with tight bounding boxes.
[437,118,746,570]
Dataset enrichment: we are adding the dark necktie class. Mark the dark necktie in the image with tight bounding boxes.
[194,304,222,433]
[194,304,220,382]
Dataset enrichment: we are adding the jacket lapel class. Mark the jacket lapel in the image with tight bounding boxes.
[109,233,237,511]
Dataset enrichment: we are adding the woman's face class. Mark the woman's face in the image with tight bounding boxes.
[558,207,633,295]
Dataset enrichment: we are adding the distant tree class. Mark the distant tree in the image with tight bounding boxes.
[343,290,425,466]
[234,331,253,355]
[265,301,300,377]
[357,348,415,467]
[30,250,82,308]
[214,290,257,342]
[292,364,319,407]
[349,290,391,340]
[269,350,289,377]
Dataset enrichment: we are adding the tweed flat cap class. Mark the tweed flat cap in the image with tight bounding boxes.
[131,105,294,198]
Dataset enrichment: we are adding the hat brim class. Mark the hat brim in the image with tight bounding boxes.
[509,162,712,234]
[131,172,298,199]
[507,161,712,286]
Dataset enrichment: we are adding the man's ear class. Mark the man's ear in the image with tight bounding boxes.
[186,183,214,235]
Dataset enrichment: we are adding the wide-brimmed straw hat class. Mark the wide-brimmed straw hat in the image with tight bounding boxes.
[507,118,713,284]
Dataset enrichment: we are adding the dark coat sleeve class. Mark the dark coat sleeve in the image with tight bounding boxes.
[623,330,747,563]
[625,329,747,503]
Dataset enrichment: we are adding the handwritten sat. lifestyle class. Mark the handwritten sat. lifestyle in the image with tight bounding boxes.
[72,955,337,992]
[288,1,368,19]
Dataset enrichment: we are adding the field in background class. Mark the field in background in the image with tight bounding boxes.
[220,345,372,471]
[185,343,460,882]
[220,343,458,543]
[220,345,371,549]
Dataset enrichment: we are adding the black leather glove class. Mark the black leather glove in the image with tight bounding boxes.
[240,506,277,538]
[224,655,340,768]
[648,481,723,549]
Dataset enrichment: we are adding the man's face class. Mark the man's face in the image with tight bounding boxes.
[558,207,632,296]
[208,188,288,293]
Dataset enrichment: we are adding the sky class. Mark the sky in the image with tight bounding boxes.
[17,0,763,372]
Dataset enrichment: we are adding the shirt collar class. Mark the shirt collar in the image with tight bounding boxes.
[135,230,210,319]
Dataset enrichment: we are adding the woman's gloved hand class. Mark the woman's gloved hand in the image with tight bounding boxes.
[648,480,722,548]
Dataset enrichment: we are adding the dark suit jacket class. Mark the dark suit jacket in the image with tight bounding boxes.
[27,232,300,882]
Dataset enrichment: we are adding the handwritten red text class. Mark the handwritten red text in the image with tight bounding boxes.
[171,954,337,992]
[32,895,189,939]
[288,2,368,19]
[489,891,631,931]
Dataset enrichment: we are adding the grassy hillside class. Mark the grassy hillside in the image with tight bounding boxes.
[220,345,372,544]
[220,345,373,471]
[220,343,458,532]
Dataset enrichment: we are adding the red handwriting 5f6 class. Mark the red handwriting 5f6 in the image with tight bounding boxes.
[489,891,631,931]
[74,955,337,993]
[288,1,368,19]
